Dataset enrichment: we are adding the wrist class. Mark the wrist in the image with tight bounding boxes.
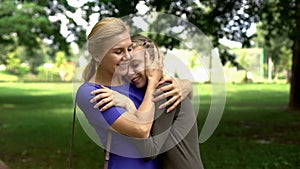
[148,76,160,85]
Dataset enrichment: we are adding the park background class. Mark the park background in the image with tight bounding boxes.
[0,0,300,169]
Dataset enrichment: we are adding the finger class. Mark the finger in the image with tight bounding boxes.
[158,84,175,93]
[158,51,164,60]
[100,101,114,112]
[163,91,179,99]
[155,88,178,99]
[144,51,152,68]
[153,93,166,102]
[158,79,166,85]
[93,96,112,109]
[158,52,163,69]
[161,75,174,83]
[166,99,181,113]
[153,84,175,96]
[152,51,160,67]
[90,92,111,103]
[153,87,177,100]
[153,88,164,96]
[90,88,107,95]
[94,100,105,109]
[153,86,181,102]
[158,96,178,109]
[100,85,111,90]
[90,85,112,95]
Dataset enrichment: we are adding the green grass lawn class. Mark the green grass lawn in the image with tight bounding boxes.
[0,82,299,169]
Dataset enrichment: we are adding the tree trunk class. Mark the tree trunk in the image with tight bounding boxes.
[286,70,291,83]
[274,67,279,83]
[289,0,300,112]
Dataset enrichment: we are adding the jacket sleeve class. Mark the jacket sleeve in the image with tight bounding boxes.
[135,82,180,160]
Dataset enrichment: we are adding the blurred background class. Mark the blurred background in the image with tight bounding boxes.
[0,0,299,169]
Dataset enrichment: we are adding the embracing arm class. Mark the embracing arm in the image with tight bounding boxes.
[78,85,155,139]
[90,51,162,138]
[92,76,193,115]
[138,82,179,159]
[91,83,179,158]
[110,79,157,138]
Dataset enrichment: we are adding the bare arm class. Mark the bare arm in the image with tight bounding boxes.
[91,83,179,159]
[110,77,158,138]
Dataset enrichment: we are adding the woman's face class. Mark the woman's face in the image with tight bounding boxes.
[126,46,148,88]
[100,35,133,77]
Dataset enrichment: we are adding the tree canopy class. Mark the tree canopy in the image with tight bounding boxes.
[0,0,299,111]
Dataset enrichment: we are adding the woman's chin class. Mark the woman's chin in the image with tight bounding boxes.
[116,69,128,77]
[134,81,146,88]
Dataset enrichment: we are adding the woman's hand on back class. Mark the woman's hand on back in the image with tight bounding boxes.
[90,85,136,112]
[152,75,193,113]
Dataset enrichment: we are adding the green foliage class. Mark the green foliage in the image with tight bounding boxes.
[35,65,61,82]
[254,23,293,72]
[0,0,71,73]
[6,52,21,73]
[15,64,30,76]
[188,53,200,69]
[53,51,75,81]
[0,0,287,69]
[1,1,43,48]
[0,0,295,67]
[278,45,292,71]
[54,51,67,68]
[0,0,298,108]
[0,1,69,53]
[218,44,240,66]
[2,45,30,76]
[258,0,296,41]
[251,0,300,111]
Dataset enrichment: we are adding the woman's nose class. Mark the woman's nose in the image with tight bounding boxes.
[123,50,131,61]
[127,67,135,77]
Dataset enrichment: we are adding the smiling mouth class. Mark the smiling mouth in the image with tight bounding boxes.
[131,76,140,83]
[118,61,129,67]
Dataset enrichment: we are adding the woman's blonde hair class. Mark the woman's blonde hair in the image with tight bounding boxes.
[131,35,160,61]
[82,17,129,82]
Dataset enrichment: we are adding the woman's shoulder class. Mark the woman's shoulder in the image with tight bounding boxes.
[78,82,100,92]
[76,82,100,100]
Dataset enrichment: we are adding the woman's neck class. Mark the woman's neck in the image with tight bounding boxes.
[91,70,125,86]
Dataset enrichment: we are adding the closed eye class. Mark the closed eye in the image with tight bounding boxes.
[115,50,122,55]
[130,60,143,68]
